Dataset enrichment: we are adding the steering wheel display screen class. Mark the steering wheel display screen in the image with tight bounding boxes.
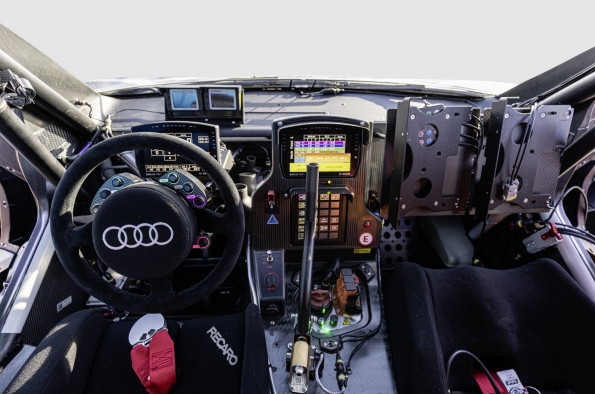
[132,122,220,178]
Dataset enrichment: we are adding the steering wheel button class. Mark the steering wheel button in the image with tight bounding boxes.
[183,183,194,193]
[111,177,124,187]
[167,173,179,183]
[99,189,111,199]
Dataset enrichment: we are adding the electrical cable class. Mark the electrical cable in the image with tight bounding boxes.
[544,185,589,224]
[509,105,537,182]
[459,142,479,151]
[339,280,384,372]
[315,353,346,394]
[557,228,595,245]
[459,134,478,143]
[462,122,481,133]
[465,113,484,218]
[446,350,503,394]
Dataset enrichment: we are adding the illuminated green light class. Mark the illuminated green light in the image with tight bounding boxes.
[159,179,169,183]
[322,308,326,314]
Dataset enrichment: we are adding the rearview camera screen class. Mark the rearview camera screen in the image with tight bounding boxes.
[170,89,199,110]
[208,88,237,110]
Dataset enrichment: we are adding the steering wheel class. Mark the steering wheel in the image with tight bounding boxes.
[50,132,244,313]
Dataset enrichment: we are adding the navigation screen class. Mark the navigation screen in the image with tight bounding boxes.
[291,135,350,173]
[170,89,199,110]
[208,88,237,110]
[280,124,362,178]
[132,122,219,179]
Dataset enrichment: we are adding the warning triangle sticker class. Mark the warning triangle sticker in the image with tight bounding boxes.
[267,215,279,225]
[343,318,351,326]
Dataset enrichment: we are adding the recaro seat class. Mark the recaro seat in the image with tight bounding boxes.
[385,259,595,394]
[3,304,269,394]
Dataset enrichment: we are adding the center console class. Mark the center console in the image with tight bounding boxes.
[248,116,395,393]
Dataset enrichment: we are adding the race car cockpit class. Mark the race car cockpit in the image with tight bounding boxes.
[1,22,595,394]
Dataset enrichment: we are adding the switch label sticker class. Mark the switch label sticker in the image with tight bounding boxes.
[358,232,374,246]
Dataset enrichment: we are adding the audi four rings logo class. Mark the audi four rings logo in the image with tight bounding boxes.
[102,222,174,250]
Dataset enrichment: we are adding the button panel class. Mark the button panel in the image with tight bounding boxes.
[291,193,348,245]
[254,249,285,318]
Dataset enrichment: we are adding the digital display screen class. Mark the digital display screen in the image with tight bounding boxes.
[290,135,350,173]
[170,89,199,110]
[132,122,219,179]
[142,133,213,177]
[208,88,237,110]
[280,125,362,178]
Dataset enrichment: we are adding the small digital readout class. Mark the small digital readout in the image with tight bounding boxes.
[290,134,350,173]
[170,89,199,110]
[208,88,237,110]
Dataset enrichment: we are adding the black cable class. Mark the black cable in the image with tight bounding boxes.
[459,134,478,143]
[510,105,537,181]
[459,142,479,151]
[465,113,484,218]
[462,122,481,133]
[339,287,384,373]
[545,185,589,224]
[557,228,595,245]
[446,350,502,394]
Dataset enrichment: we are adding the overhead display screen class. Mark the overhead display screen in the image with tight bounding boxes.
[132,122,219,178]
[208,88,237,110]
[280,124,362,178]
[170,89,199,110]
[291,134,350,173]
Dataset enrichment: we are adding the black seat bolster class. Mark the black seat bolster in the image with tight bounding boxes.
[240,303,270,394]
[385,262,449,394]
[386,259,595,394]
[4,309,108,394]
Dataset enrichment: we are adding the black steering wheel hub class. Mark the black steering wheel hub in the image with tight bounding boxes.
[92,183,197,280]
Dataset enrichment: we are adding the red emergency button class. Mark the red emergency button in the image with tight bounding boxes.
[359,232,374,246]
[363,221,371,228]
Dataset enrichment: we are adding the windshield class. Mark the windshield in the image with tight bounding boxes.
[2,3,594,95]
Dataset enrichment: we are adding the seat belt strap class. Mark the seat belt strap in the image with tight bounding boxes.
[473,368,528,394]
[130,314,177,394]
[473,369,508,394]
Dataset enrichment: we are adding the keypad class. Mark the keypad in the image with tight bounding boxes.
[293,193,346,245]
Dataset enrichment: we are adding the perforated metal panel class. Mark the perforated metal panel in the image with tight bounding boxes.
[379,218,417,268]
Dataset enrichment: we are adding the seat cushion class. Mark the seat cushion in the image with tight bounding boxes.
[6,304,269,394]
[386,259,595,394]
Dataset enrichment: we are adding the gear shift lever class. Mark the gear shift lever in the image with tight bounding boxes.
[289,163,319,393]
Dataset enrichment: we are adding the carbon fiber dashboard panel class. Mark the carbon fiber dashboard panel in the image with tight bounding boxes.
[251,116,382,251]
[476,100,573,218]
[388,100,479,227]
[20,253,89,346]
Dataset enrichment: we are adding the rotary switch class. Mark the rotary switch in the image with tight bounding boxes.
[264,273,279,290]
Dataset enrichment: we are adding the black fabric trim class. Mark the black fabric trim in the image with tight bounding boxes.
[386,259,595,393]
[240,304,270,394]
[4,310,108,394]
